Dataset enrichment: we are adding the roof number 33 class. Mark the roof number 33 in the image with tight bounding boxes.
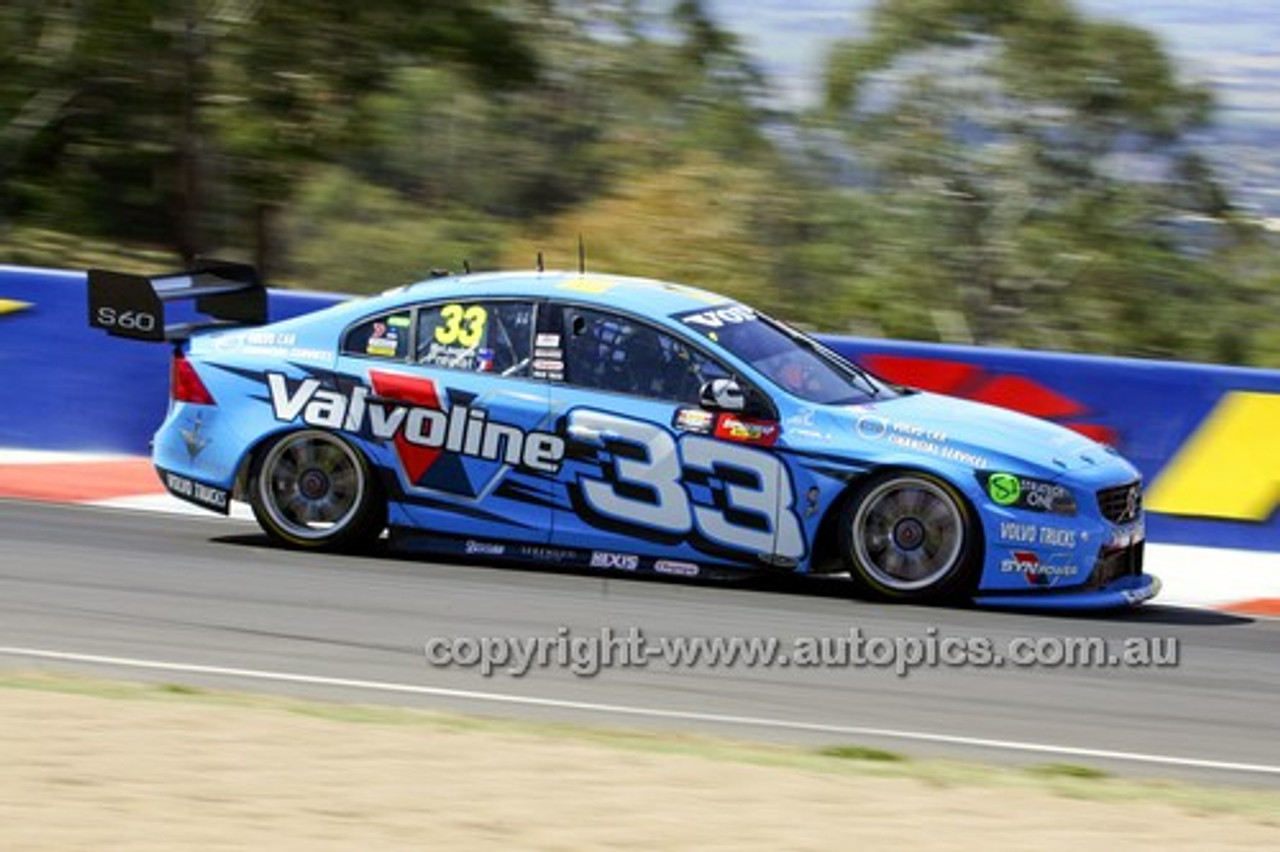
[569,409,805,561]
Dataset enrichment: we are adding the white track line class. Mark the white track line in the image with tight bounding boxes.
[0,449,139,465]
[2,645,1278,778]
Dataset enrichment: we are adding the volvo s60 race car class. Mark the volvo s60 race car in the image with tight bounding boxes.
[87,263,1157,609]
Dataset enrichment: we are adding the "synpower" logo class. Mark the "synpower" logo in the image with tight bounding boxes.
[266,372,565,473]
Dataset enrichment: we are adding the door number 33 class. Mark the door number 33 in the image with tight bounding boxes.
[568,410,806,561]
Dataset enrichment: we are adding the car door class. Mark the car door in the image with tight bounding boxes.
[543,302,807,571]
[339,297,557,547]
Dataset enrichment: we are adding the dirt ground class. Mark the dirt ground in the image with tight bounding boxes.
[2,676,1277,851]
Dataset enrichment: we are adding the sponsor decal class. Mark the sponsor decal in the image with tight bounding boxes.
[673,408,716,434]
[287,348,332,363]
[589,551,640,571]
[787,408,817,428]
[367,338,400,359]
[535,333,561,348]
[365,323,400,357]
[246,331,296,346]
[785,410,830,441]
[999,549,1079,587]
[421,341,483,370]
[465,540,506,556]
[1109,519,1145,549]
[679,305,756,329]
[856,415,889,440]
[1022,480,1072,512]
[161,469,229,513]
[387,314,412,328]
[519,545,576,563]
[654,560,700,577]
[218,330,328,361]
[558,277,616,294]
[714,414,779,447]
[1122,583,1159,605]
[988,470,1018,504]
[179,413,210,461]
[857,416,986,467]
[1036,526,1077,548]
[857,416,946,443]
[997,521,1077,549]
[982,472,1075,515]
[266,371,566,478]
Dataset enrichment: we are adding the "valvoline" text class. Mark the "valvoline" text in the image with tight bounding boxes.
[267,373,565,473]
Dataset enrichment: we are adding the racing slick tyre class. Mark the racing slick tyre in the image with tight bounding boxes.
[249,429,386,552]
[838,471,980,603]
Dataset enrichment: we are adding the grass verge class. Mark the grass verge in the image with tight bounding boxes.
[2,668,1277,826]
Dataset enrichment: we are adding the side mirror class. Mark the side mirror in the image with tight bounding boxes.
[699,378,746,412]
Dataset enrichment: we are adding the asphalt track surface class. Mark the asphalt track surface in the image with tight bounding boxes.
[2,499,1278,786]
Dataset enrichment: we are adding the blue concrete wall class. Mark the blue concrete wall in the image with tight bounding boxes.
[0,265,336,453]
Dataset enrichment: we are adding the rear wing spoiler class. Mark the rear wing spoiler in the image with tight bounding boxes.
[88,261,266,342]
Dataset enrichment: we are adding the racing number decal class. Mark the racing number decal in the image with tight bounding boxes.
[568,410,806,561]
[434,304,488,348]
[573,411,690,534]
[682,437,805,559]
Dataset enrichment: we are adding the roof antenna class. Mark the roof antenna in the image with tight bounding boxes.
[463,259,472,275]
[536,251,544,273]
[578,234,586,275]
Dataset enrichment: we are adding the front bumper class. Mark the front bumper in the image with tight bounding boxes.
[972,572,1160,611]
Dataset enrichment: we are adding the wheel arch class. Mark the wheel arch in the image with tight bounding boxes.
[238,426,389,551]
[232,424,304,501]
[811,464,985,596]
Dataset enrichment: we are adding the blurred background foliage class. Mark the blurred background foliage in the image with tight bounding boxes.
[2,0,1278,367]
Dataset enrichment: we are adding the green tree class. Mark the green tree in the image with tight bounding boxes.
[0,1,210,257]
[813,0,1246,360]
[208,0,538,277]
[0,1,537,272]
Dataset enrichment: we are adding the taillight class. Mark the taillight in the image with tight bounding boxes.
[171,350,215,405]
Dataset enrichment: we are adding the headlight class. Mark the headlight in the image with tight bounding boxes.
[977,472,1077,516]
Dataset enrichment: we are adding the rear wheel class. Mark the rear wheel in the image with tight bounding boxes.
[249,430,385,551]
[838,471,978,603]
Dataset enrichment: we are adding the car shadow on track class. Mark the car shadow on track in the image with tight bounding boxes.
[208,532,1254,628]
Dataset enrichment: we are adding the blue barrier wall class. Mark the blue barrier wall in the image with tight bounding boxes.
[3,265,1277,550]
[0,266,337,453]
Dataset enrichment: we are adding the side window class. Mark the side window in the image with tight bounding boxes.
[342,310,412,360]
[558,306,730,403]
[416,300,533,376]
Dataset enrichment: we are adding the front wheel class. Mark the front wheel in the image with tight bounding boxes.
[249,429,385,551]
[838,471,979,603]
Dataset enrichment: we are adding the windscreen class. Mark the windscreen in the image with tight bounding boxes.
[674,305,895,405]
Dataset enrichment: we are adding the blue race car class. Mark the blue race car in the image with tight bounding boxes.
[87,263,1156,609]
